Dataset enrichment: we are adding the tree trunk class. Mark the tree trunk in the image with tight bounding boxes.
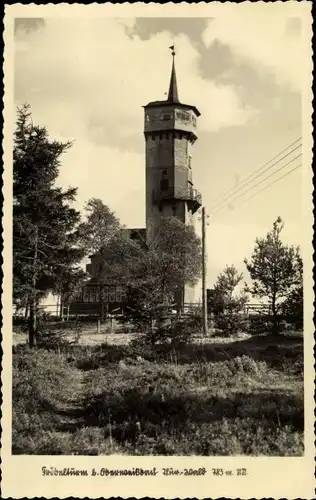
[24,301,29,321]
[271,292,278,334]
[28,225,38,347]
[28,300,37,347]
[59,294,64,321]
[100,301,106,322]
[100,287,105,323]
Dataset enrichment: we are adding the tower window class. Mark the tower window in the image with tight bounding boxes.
[160,112,171,121]
[188,156,192,169]
[160,170,169,191]
[176,110,191,123]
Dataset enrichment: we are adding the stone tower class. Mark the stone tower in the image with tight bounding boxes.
[143,47,202,306]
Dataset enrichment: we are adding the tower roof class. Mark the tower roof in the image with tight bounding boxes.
[167,52,179,103]
[143,45,201,117]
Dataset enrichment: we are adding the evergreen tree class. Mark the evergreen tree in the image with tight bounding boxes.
[244,217,302,331]
[13,104,84,346]
[208,265,248,335]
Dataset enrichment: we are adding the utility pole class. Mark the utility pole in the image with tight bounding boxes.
[201,207,208,336]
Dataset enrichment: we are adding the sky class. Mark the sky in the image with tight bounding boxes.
[14,11,308,294]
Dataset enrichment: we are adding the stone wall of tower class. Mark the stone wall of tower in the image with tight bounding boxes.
[145,130,195,226]
[144,61,201,308]
[174,134,193,200]
[146,132,174,240]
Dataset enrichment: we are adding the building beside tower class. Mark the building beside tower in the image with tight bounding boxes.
[70,49,202,314]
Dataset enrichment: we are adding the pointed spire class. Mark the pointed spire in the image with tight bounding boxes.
[167,45,179,103]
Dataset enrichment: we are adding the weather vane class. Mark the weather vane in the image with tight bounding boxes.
[169,44,176,57]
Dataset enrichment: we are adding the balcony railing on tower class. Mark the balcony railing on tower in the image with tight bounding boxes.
[153,186,202,212]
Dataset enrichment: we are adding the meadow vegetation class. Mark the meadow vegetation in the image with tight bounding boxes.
[12,330,304,456]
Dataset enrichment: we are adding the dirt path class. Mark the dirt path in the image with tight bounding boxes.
[56,368,89,433]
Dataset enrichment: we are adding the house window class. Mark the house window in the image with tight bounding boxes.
[83,287,98,303]
[89,287,96,303]
[116,286,126,303]
[109,286,116,303]
[100,285,109,303]
[83,288,90,303]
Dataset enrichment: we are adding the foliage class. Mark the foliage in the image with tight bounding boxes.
[12,337,304,456]
[125,218,201,327]
[281,284,303,329]
[54,267,88,319]
[89,216,202,329]
[208,265,248,335]
[13,104,84,345]
[78,198,121,255]
[130,314,201,355]
[244,217,302,331]
[77,199,124,320]
[12,347,79,452]
[247,315,274,335]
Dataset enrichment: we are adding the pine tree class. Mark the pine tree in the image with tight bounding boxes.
[13,104,84,346]
[208,265,248,335]
[244,217,302,332]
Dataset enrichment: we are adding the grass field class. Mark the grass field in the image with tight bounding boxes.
[12,331,304,456]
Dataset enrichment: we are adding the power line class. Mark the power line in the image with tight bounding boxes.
[210,138,302,211]
[213,162,302,221]
[237,163,302,208]
[211,152,302,215]
[211,142,302,212]
[210,137,301,206]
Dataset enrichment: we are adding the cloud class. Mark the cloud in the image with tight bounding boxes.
[55,138,145,228]
[203,14,302,92]
[14,17,254,145]
[14,17,257,225]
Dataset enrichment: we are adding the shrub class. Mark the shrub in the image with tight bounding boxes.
[248,315,274,335]
[12,334,304,457]
[215,312,248,336]
[229,355,267,375]
[36,327,81,350]
[129,315,200,357]
[12,348,80,453]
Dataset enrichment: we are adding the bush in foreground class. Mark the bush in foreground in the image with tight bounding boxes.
[12,348,79,453]
[12,338,304,456]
